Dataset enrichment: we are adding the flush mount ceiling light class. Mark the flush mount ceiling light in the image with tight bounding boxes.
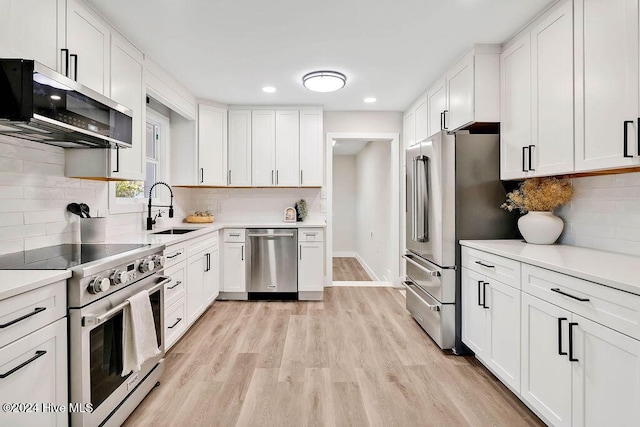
[262,86,276,93]
[302,71,347,93]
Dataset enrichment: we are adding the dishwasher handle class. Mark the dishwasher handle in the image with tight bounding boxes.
[247,233,295,238]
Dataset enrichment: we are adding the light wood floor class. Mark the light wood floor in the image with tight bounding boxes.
[124,287,543,427]
[333,257,372,281]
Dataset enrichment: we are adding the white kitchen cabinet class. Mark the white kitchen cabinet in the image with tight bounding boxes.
[500,34,532,180]
[403,110,415,150]
[66,0,110,95]
[251,110,276,186]
[203,245,219,304]
[186,251,205,325]
[531,0,574,176]
[445,46,500,131]
[0,0,66,73]
[227,110,252,186]
[427,78,447,137]
[223,242,245,292]
[414,98,429,142]
[198,105,228,186]
[575,0,640,171]
[298,228,324,299]
[274,110,300,186]
[165,296,187,350]
[299,110,324,187]
[0,318,67,427]
[461,267,488,356]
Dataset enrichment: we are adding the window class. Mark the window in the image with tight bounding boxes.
[114,122,159,199]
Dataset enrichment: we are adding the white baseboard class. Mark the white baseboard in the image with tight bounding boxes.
[332,251,358,258]
[354,253,380,281]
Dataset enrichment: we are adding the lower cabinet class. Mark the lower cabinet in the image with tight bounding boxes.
[223,242,245,293]
[298,228,325,299]
[203,245,220,305]
[186,243,219,325]
[165,297,187,350]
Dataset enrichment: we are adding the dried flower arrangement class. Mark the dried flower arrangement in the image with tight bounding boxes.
[501,177,573,214]
[295,199,308,221]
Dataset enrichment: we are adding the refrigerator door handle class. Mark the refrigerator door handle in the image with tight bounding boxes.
[412,156,419,242]
[402,254,441,277]
[414,155,429,243]
[402,281,441,311]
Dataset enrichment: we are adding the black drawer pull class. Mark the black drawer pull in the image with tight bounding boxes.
[475,261,495,268]
[624,120,634,158]
[167,281,182,290]
[477,280,483,307]
[482,282,489,309]
[0,350,47,379]
[569,322,579,362]
[168,318,182,329]
[166,252,182,259]
[558,317,567,356]
[0,307,46,329]
[551,288,590,302]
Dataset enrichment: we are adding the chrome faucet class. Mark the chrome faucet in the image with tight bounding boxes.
[147,181,174,230]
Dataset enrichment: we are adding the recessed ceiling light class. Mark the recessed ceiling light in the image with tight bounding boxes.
[50,95,61,101]
[364,97,376,103]
[302,71,347,93]
[262,86,276,93]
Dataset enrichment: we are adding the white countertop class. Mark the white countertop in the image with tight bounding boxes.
[460,240,640,296]
[0,270,71,301]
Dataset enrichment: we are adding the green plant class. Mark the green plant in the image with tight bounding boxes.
[115,181,144,198]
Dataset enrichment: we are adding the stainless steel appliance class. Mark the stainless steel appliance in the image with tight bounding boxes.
[246,229,298,299]
[0,59,133,148]
[404,131,518,352]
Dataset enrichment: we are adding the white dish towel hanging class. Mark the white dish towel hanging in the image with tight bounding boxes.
[122,290,160,376]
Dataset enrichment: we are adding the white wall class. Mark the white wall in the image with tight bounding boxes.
[324,111,403,134]
[0,135,190,255]
[355,141,393,281]
[557,172,640,256]
[332,155,357,253]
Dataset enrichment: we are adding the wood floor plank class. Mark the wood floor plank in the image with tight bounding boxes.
[333,257,372,281]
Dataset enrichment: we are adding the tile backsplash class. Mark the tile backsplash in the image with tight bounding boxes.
[557,172,640,256]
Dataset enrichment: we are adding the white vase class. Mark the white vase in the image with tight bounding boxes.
[518,211,564,245]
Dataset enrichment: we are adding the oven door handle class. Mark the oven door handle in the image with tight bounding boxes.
[82,276,170,327]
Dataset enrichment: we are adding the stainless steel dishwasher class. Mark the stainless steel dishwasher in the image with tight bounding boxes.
[246,228,298,299]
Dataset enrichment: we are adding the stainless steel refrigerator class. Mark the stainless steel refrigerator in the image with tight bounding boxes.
[404,130,518,353]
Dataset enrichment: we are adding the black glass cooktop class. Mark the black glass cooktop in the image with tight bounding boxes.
[0,244,149,270]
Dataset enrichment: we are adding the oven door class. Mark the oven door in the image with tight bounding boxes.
[69,275,168,427]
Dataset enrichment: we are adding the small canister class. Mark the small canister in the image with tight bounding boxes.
[80,217,107,243]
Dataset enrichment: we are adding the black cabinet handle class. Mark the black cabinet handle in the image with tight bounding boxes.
[475,260,495,268]
[200,168,204,183]
[271,170,274,185]
[167,280,182,290]
[70,54,78,81]
[637,118,640,156]
[482,282,489,309]
[168,318,182,329]
[558,317,568,356]
[443,110,449,130]
[522,146,529,172]
[0,350,47,378]
[624,120,634,158]
[205,253,211,272]
[166,252,182,259]
[228,170,231,185]
[528,145,536,171]
[112,145,120,173]
[300,170,303,185]
[241,245,244,261]
[60,49,69,77]
[276,170,279,185]
[0,307,46,329]
[551,288,590,302]
[569,322,579,362]
[440,111,445,131]
[477,280,483,306]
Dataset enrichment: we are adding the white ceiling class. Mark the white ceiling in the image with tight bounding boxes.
[333,140,370,156]
[86,0,553,111]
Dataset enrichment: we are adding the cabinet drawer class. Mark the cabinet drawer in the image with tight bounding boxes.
[462,247,521,289]
[299,228,323,242]
[0,281,66,349]
[164,263,186,307]
[165,297,187,350]
[188,232,219,257]
[522,264,640,341]
[164,243,186,268]
[224,229,245,242]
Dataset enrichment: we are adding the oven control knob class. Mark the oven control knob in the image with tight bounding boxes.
[111,269,129,286]
[88,277,110,294]
[139,259,155,273]
[152,255,165,269]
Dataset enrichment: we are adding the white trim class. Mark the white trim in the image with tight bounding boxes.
[332,281,392,287]
[332,251,357,258]
[325,131,401,288]
[354,253,380,281]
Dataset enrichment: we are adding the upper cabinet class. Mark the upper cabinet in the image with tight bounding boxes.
[0,0,66,73]
[427,78,447,137]
[198,105,228,186]
[227,110,252,186]
[274,110,300,187]
[414,99,429,142]
[574,0,640,171]
[251,110,276,186]
[299,110,324,187]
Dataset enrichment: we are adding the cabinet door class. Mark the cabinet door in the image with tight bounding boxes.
[187,252,205,325]
[228,110,252,186]
[0,318,67,427]
[66,0,110,95]
[414,99,429,142]
[275,110,300,186]
[252,110,276,186]
[203,245,219,304]
[531,0,574,176]
[223,242,246,292]
[298,242,324,292]
[521,293,572,427]
[427,78,447,137]
[571,314,640,427]
[461,268,488,357]
[299,110,324,187]
[198,105,227,186]
[109,35,145,181]
[575,0,640,171]
[446,52,475,131]
[486,280,520,392]
[403,111,415,150]
[0,0,65,72]
[500,34,531,180]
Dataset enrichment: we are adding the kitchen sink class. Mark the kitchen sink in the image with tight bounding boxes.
[152,228,198,235]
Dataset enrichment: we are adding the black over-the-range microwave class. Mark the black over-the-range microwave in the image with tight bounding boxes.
[0,58,132,149]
